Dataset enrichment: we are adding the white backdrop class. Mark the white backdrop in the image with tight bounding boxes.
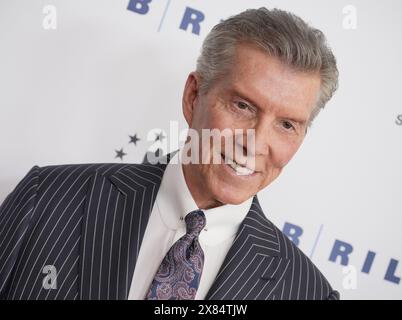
[0,0,401,299]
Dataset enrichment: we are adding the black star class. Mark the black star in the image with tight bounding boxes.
[155,131,166,142]
[115,148,127,160]
[129,134,140,145]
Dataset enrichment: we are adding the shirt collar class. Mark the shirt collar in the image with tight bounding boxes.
[156,148,253,245]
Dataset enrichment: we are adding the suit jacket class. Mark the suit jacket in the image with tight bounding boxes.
[0,152,339,300]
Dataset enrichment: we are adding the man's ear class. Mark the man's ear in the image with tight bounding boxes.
[182,72,200,127]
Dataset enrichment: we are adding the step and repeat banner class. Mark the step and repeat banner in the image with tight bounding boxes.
[0,0,401,299]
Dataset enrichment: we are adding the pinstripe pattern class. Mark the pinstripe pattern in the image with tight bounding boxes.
[0,153,339,300]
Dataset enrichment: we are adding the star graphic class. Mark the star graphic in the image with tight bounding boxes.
[155,132,166,142]
[129,134,140,145]
[115,148,127,160]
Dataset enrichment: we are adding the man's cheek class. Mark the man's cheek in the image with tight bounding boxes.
[275,156,292,169]
[272,142,300,167]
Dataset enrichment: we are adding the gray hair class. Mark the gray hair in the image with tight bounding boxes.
[196,7,339,124]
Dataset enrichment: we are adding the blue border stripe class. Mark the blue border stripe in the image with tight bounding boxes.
[309,224,324,260]
[158,0,172,32]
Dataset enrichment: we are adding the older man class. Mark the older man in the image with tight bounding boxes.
[0,7,338,300]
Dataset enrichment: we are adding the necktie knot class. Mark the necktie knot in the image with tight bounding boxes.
[185,210,206,237]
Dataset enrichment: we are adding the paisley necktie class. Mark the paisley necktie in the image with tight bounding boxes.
[146,209,206,300]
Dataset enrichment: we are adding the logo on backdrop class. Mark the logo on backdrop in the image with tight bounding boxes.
[283,222,400,286]
[126,0,358,34]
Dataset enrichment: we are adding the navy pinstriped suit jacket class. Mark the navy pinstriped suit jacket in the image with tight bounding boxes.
[0,152,339,300]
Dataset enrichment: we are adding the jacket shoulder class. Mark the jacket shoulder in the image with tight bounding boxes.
[36,162,130,179]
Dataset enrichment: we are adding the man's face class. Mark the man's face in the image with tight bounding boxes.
[182,43,321,207]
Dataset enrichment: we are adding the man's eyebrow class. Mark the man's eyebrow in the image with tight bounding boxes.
[287,117,308,126]
[230,88,262,111]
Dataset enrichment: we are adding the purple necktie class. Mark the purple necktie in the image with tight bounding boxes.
[145,209,206,300]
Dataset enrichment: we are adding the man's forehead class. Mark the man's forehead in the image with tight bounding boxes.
[222,50,320,115]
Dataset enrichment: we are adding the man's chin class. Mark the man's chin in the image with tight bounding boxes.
[212,185,254,206]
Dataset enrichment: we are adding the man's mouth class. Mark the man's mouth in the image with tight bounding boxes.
[220,153,256,176]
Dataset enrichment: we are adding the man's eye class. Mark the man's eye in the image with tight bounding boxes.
[236,101,251,110]
[282,120,295,130]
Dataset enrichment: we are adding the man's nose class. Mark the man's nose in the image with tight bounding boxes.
[245,121,270,158]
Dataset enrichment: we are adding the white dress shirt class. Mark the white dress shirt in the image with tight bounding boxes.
[128,149,253,300]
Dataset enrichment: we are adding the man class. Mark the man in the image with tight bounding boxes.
[0,7,339,300]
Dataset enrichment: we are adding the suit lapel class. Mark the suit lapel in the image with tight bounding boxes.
[79,155,170,299]
[79,151,290,300]
[205,196,291,300]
